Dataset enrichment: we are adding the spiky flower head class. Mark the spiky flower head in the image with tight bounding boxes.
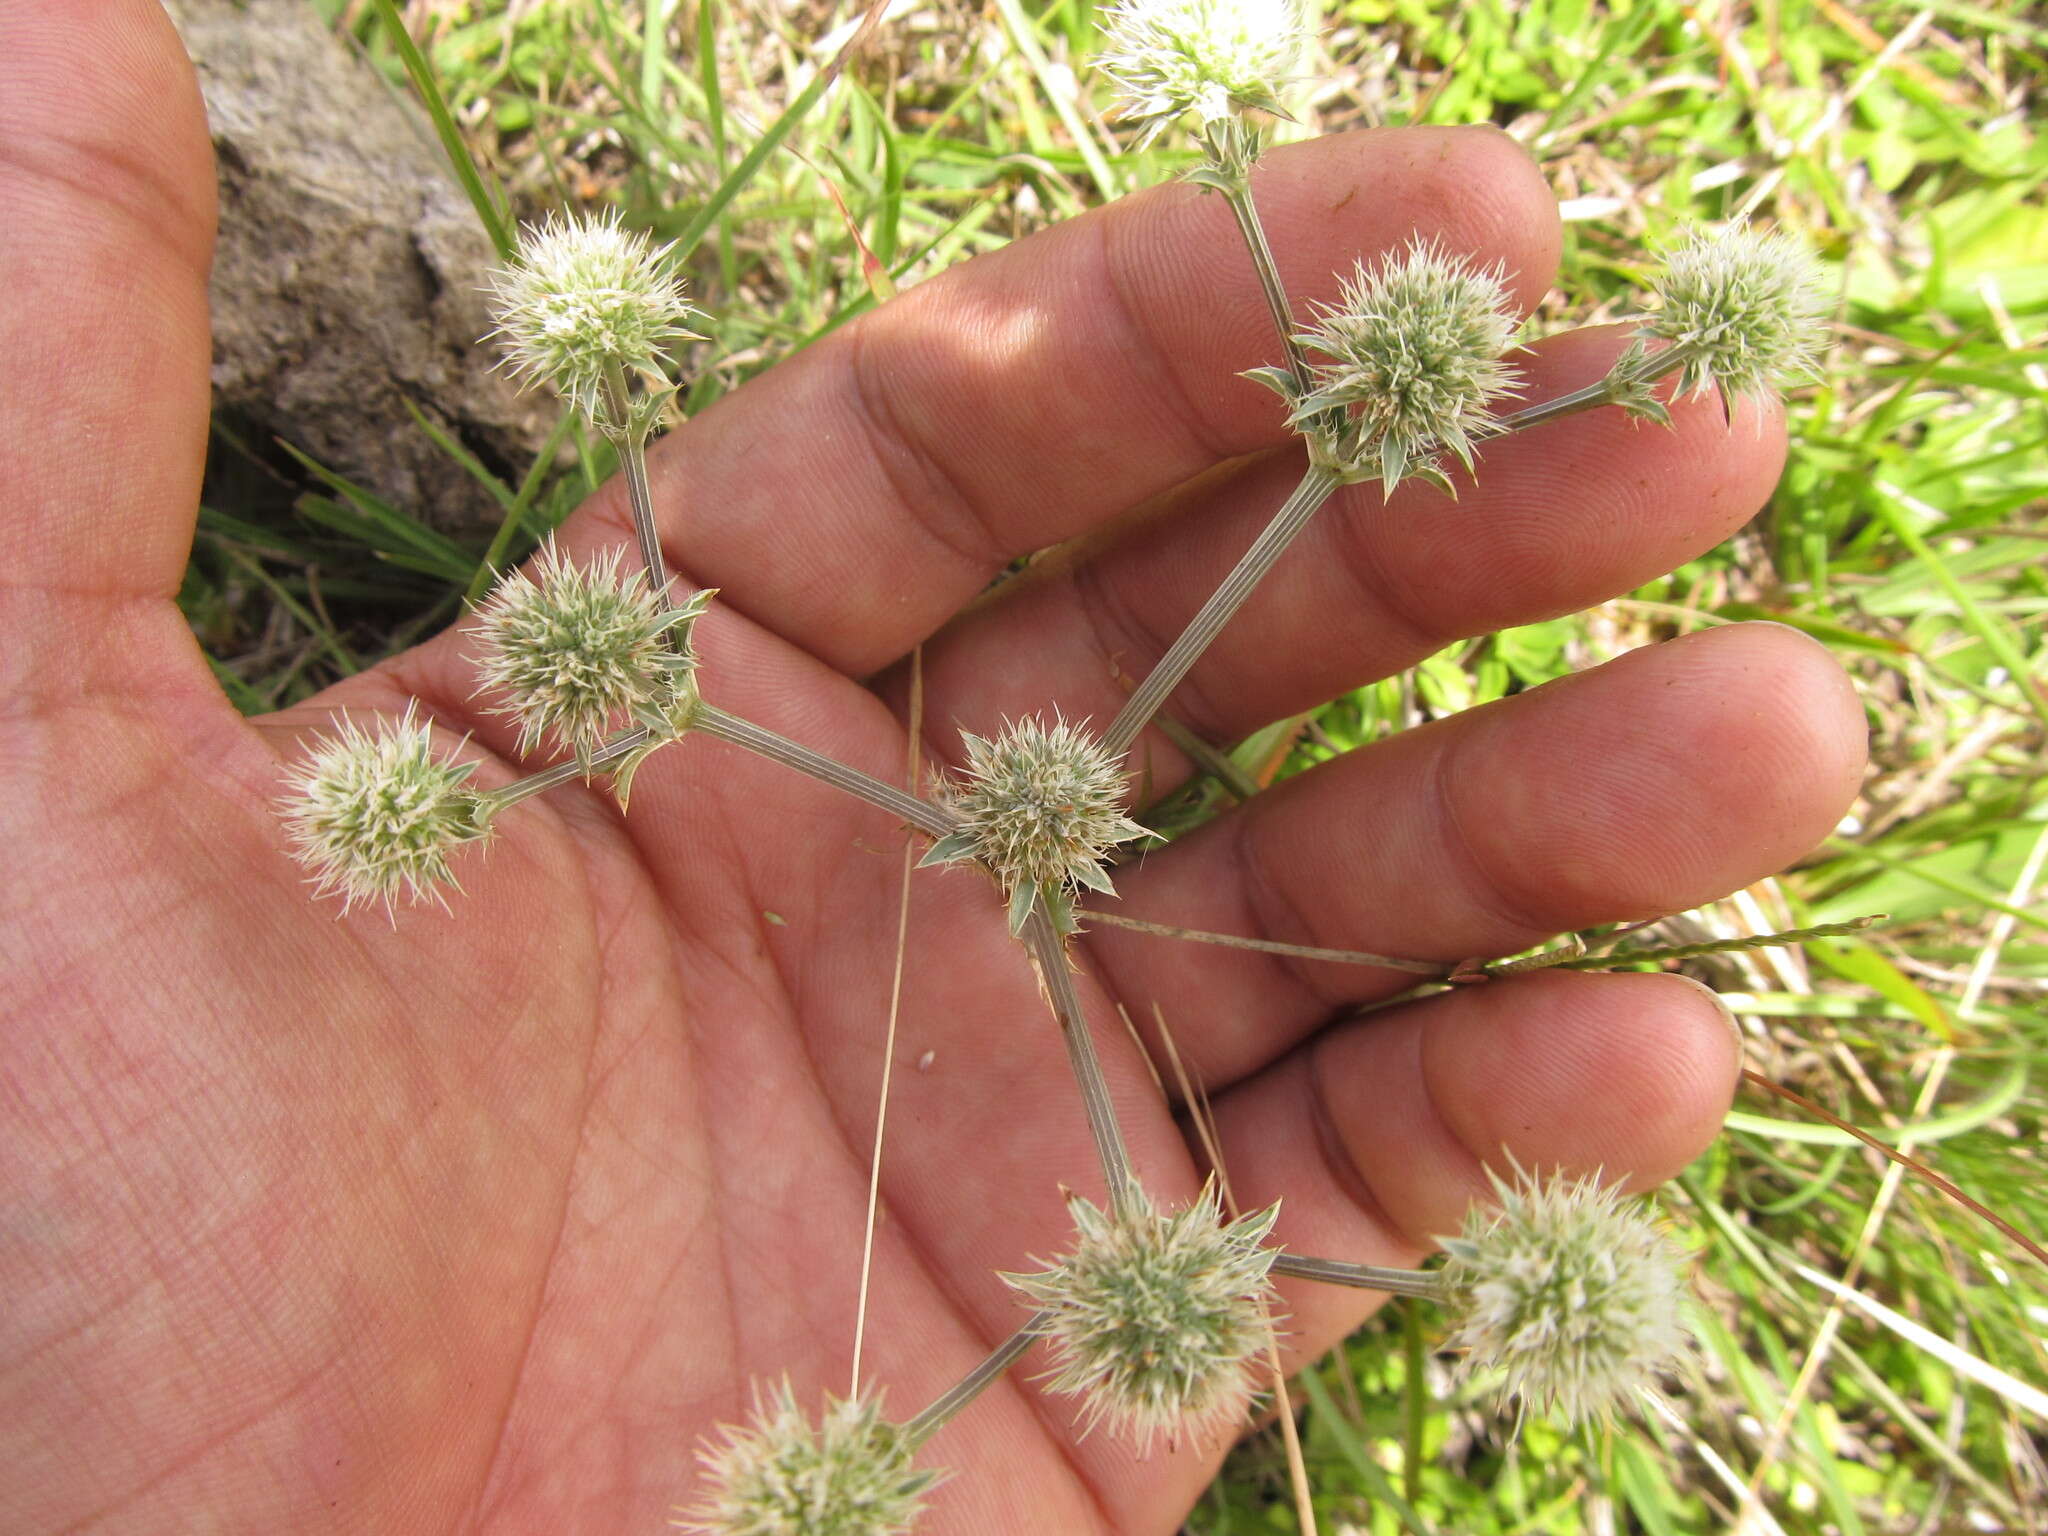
[1437,1164,1690,1426]
[1003,1185,1282,1448]
[471,543,712,767]
[487,210,702,430]
[1095,0,1310,148]
[920,715,1149,935]
[676,1382,939,1536]
[279,706,492,914]
[1646,223,1830,415]
[1278,238,1522,495]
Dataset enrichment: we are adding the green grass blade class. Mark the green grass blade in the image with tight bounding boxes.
[367,0,513,260]
[1869,478,2048,729]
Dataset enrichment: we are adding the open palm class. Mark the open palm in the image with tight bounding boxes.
[1,4,1866,1532]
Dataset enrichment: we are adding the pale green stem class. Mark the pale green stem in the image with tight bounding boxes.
[478,728,653,813]
[1021,904,1136,1212]
[1492,338,1690,435]
[694,703,958,839]
[1270,1252,1446,1301]
[1103,464,1343,758]
[1203,142,1308,392]
[476,703,956,839]
[901,1312,1050,1448]
[600,362,671,600]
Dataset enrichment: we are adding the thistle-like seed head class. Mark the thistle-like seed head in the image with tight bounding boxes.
[922,715,1149,935]
[471,543,710,765]
[278,706,492,914]
[486,210,702,429]
[1095,0,1310,147]
[676,1382,939,1536]
[1003,1185,1282,1449]
[1646,223,1830,413]
[1285,238,1522,495]
[1437,1163,1690,1426]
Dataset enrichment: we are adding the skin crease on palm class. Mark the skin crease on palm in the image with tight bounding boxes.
[0,2,1870,1532]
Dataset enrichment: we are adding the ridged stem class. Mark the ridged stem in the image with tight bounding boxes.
[478,702,956,841]
[1022,905,1136,1212]
[479,727,654,813]
[1492,339,1689,435]
[1204,142,1308,392]
[694,703,957,839]
[900,1313,1050,1448]
[1103,464,1342,758]
[601,363,672,600]
[1269,1252,1445,1301]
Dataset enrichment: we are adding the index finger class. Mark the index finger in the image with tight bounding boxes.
[610,125,1559,676]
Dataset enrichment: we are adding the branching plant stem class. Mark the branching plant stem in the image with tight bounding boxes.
[1023,904,1137,1211]
[477,704,955,839]
[1270,1252,1445,1301]
[601,364,673,599]
[1492,341,1689,434]
[1103,464,1342,757]
[901,1313,1052,1448]
[694,703,959,839]
[1207,155,1309,392]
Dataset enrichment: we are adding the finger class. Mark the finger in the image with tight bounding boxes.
[1083,622,1865,1087]
[1198,969,1741,1379]
[588,125,1559,675]
[886,328,1786,777]
[0,0,216,709]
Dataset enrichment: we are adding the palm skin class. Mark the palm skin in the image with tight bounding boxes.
[0,4,1867,1532]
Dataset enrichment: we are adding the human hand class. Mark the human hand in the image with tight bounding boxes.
[0,3,1865,1531]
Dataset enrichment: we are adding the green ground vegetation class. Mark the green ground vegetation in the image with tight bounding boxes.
[190,0,2047,1529]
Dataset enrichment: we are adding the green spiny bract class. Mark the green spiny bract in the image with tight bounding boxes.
[1646,223,1830,417]
[1438,1164,1690,1426]
[471,543,712,768]
[1276,238,1522,495]
[1003,1185,1281,1449]
[677,1383,939,1536]
[486,209,702,432]
[1094,0,1309,149]
[921,715,1149,936]
[279,706,492,915]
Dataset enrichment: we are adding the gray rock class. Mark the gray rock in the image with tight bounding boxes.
[165,0,550,534]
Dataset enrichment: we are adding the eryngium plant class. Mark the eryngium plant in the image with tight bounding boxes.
[1004,1185,1282,1448]
[471,542,711,765]
[279,706,492,914]
[1438,1165,1690,1425]
[1094,0,1309,147]
[1647,223,1831,414]
[486,209,701,431]
[1282,238,1523,493]
[922,715,1150,934]
[678,1383,939,1536]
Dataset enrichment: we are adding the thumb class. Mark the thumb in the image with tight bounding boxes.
[0,0,215,710]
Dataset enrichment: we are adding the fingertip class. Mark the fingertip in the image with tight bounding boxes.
[1449,620,1866,926]
[1419,969,1742,1197]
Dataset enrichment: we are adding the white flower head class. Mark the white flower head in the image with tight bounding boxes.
[921,715,1149,935]
[487,210,702,428]
[470,542,711,767]
[1003,1184,1282,1449]
[676,1382,939,1536]
[1647,223,1830,413]
[279,706,492,915]
[1284,238,1523,495]
[1438,1162,1690,1426]
[1095,0,1311,147]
